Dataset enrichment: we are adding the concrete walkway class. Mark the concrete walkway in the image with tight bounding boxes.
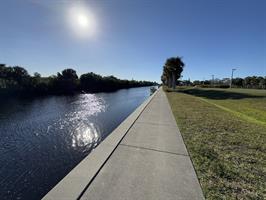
[80,88,204,200]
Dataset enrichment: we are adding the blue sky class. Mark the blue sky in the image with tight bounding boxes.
[0,0,265,82]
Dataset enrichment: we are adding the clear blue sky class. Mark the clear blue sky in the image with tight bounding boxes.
[0,0,265,82]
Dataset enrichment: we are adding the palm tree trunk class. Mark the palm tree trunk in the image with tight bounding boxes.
[168,76,172,88]
[172,73,176,89]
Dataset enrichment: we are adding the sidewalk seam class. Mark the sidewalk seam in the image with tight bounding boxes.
[135,121,177,127]
[119,143,189,157]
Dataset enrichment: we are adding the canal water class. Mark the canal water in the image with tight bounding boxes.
[0,87,151,200]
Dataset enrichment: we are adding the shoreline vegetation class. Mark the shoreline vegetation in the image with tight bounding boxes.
[0,64,157,97]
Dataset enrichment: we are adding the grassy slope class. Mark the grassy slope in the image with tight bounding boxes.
[196,88,266,124]
[166,88,266,200]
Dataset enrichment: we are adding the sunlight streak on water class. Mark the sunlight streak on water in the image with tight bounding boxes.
[69,94,106,150]
[72,122,100,149]
[71,94,106,116]
[48,94,106,151]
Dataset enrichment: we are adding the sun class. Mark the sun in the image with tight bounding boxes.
[68,4,97,38]
[77,14,89,28]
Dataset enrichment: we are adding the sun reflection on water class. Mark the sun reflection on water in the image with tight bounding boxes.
[50,94,106,151]
[72,122,100,148]
[70,94,106,149]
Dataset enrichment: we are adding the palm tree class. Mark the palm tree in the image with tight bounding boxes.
[163,65,172,88]
[163,56,185,89]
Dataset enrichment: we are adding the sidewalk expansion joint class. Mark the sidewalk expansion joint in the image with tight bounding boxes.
[119,143,188,157]
[135,121,178,127]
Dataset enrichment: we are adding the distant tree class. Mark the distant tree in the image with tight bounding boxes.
[0,64,7,88]
[259,77,266,89]
[10,66,31,89]
[250,76,259,88]
[55,68,78,94]
[60,69,78,80]
[34,72,41,78]
[203,80,211,85]
[12,66,29,80]
[193,80,201,85]
[102,75,120,90]
[80,72,103,92]
[233,78,244,88]
[163,56,185,89]
[29,72,41,91]
[182,79,192,86]
[244,76,251,88]
[0,64,6,77]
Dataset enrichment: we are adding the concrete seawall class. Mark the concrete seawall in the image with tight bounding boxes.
[42,87,204,200]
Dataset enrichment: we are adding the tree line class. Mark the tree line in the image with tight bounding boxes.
[160,56,265,90]
[191,76,266,89]
[0,64,157,96]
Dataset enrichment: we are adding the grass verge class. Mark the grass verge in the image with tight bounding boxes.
[166,88,266,200]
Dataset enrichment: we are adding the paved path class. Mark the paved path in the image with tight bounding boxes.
[80,88,204,200]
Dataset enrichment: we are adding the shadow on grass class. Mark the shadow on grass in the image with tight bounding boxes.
[168,88,265,100]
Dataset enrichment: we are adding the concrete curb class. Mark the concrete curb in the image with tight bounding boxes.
[42,88,160,200]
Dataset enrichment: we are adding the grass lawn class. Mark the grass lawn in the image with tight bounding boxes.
[166,87,266,200]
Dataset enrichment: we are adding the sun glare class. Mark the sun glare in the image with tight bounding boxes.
[68,4,97,38]
[77,14,89,28]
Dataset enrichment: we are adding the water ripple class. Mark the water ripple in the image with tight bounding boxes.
[49,94,106,150]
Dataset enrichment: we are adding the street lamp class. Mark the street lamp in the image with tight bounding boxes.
[230,68,236,88]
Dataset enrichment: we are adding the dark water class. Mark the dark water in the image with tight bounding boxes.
[0,87,151,200]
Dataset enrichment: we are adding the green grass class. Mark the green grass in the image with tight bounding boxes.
[166,87,266,200]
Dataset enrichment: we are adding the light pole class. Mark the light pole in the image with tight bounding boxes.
[230,68,236,88]
[212,75,214,86]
